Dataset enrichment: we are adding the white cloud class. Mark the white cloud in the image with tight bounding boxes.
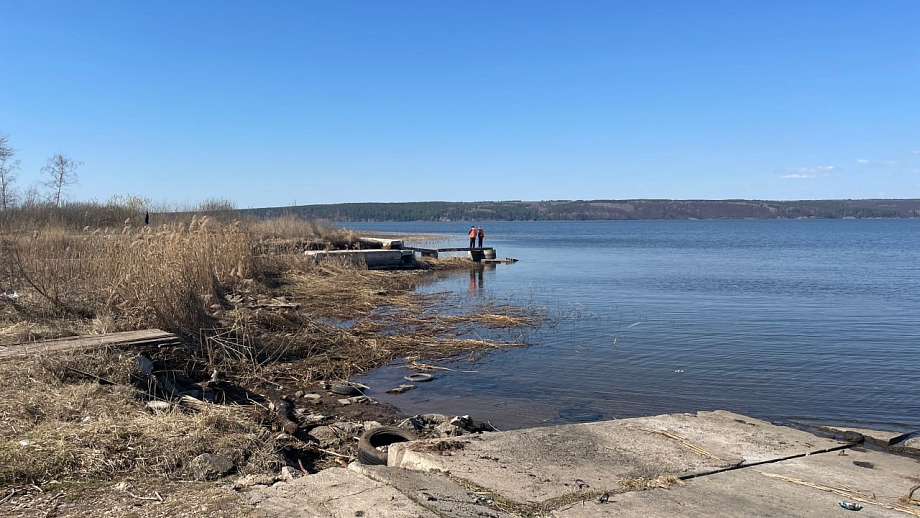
[913,169,920,174]
[858,159,901,167]
[778,165,834,176]
[910,150,919,155]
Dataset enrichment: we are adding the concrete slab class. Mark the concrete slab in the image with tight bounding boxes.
[550,446,920,517]
[246,467,437,517]
[388,411,846,505]
[305,249,415,269]
[625,410,849,465]
[351,463,515,518]
[244,411,919,517]
[808,424,913,447]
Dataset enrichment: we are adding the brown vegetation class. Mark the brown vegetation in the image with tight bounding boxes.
[0,210,542,516]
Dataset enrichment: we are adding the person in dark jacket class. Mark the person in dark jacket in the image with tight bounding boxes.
[477,226,484,248]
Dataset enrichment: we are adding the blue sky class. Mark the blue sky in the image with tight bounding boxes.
[2,1,918,207]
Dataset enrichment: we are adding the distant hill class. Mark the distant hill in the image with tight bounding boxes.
[241,199,920,222]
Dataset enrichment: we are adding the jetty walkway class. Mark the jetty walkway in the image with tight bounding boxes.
[305,237,515,268]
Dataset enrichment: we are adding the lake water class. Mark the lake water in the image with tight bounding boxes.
[346,220,920,433]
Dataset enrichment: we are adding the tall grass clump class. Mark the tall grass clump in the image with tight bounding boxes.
[0,196,150,232]
[1,215,257,341]
[242,215,362,252]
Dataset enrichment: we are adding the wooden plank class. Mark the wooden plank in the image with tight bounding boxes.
[0,329,181,360]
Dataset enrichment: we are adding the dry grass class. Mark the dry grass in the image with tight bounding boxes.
[0,348,280,487]
[0,216,252,340]
[618,474,685,491]
[0,211,544,497]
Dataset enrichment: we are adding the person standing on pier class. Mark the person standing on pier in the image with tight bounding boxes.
[477,226,484,248]
[468,226,477,248]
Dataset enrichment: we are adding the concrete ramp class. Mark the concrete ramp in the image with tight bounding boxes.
[387,410,847,504]
[245,411,920,517]
[246,467,438,517]
[552,446,920,517]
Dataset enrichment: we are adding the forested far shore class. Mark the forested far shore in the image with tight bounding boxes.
[242,199,920,222]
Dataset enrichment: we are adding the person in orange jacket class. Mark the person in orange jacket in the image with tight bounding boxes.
[477,226,484,248]
[468,226,477,248]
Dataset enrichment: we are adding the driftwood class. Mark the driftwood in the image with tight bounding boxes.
[266,387,298,434]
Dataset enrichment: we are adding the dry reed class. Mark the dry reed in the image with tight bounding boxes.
[0,211,544,489]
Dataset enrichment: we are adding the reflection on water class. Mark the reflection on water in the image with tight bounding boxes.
[468,266,485,298]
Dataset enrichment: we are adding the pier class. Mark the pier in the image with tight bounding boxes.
[403,246,495,261]
[305,238,515,268]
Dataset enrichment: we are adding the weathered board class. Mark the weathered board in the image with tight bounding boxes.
[0,329,181,360]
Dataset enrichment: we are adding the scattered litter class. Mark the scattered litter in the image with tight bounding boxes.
[674,369,684,373]
[597,492,610,503]
[627,321,641,328]
[75,416,92,424]
[839,501,862,511]
[472,494,493,505]
[2,291,18,300]
[18,440,35,447]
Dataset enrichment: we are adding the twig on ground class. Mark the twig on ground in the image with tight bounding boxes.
[0,489,16,506]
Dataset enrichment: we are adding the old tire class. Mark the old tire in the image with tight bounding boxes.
[403,373,433,383]
[357,426,417,465]
[331,383,363,396]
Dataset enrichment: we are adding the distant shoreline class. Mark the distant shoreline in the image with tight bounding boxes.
[242,199,920,222]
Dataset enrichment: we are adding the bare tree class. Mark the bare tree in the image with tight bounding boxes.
[41,153,82,208]
[0,133,20,210]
